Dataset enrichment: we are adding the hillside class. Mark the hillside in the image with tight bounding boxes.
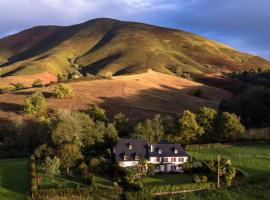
[0,18,269,79]
[0,70,231,120]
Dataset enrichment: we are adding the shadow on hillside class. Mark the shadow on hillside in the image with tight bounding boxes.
[13,91,53,98]
[0,25,84,76]
[80,52,122,75]
[97,84,228,121]
[0,102,23,114]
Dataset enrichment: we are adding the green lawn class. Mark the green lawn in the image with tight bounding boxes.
[0,158,30,200]
[157,178,270,200]
[188,144,270,178]
[38,167,114,190]
[144,174,192,186]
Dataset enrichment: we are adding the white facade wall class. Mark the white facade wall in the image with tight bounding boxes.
[118,161,139,167]
[149,156,188,164]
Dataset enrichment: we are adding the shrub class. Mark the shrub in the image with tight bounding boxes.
[53,83,74,98]
[32,79,44,88]
[13,83,26,90]
[57,74,68,82]
[89,158,101,173]
[147,164,156,177]
[87,105,107,122]
[193,175,201,183]
[24,92,47,114]
[200,175,208,183]
[44,156,61,176]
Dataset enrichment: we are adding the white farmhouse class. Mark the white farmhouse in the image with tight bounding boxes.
[114,138,189,172]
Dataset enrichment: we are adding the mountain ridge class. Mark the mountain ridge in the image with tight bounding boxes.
[0,18,269,77]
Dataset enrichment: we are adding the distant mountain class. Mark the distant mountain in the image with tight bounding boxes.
[0,18,269,77]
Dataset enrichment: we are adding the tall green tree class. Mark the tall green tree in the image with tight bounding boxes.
[134,115,164,143]
[217,112,245,142]
[176,110,204,144]
[197,107,217,133]
[196,107,217,142]
[51,111,106,148]
[113,113,131,137]
[24,92,47,114]
[59,144,83,176]
[44,156,61,177]
[87,105,107,122]
[104,123,118,147]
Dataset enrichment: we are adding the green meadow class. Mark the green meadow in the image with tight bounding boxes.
[0,158,29,200]
[188,144,270,178]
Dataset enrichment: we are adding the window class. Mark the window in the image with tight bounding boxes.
[123,155,128,161]
[174,149,178,154]
[128,144,132,149]
[135,155,139,160]
[178,157,184,162]
[163,157,168,162]
[157,157,161,162]
[171,157,176,162]
[158,149,162,154]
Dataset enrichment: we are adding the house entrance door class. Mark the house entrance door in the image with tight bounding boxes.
[170,165,177,172]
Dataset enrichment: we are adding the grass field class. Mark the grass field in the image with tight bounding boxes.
[158,177,270,200]
[144,174,192,186]
[188,144,270,178]
[38,167,114,190]
[156,144,270,200]
[0,158,29,200]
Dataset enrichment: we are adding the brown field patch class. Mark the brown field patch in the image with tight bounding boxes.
[0,71,57,87]
[0,70,232,121]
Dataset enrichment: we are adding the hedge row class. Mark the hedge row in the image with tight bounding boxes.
[34,188,119,200]
[30,155,38,199]
[186,143,233,150]
[144,182,215,194]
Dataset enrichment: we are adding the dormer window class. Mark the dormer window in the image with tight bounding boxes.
[123,153,128,161]
[174,149,178,154]
[135,155,140,160]
[128,143,133,149]
[158,149,162,154]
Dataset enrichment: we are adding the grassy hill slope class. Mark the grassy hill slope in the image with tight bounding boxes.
[0,18,269,77]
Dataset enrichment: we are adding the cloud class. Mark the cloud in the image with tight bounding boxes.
[0,0,269,59]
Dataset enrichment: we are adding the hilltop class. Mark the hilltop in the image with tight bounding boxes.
[0,18,269,79]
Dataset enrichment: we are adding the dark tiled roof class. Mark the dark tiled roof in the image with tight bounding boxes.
[114,138,149,161]
[149,144,188,157]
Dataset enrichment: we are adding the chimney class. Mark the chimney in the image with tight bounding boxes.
[150,145,153,152]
